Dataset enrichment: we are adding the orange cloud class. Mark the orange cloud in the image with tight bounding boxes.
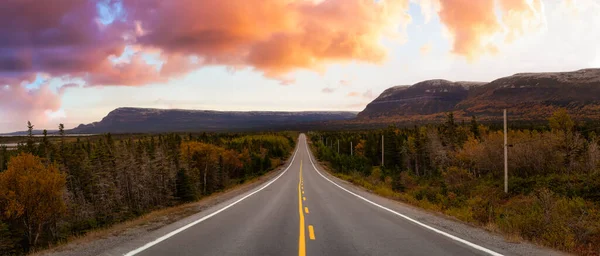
[347,91,361,97]
[347,89,373,99]
[1,0,413,128]
[438,0,500,60]
[436,0,545,60]
[2,0,412,88]
[125,0,411,79]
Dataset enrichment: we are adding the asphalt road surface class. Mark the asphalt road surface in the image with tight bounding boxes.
[118,134,535,256]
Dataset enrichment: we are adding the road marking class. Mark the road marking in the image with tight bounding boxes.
[303,197,306,201]
[305,207,309,214]
[304,140,504,256]
[123,144,300,256]
[298,160,306,256]
[308,225,316,240]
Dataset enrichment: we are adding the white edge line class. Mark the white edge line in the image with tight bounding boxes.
[303,138,504,256]
[124,144,300,256]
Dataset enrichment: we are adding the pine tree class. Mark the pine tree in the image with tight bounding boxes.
[26,121,35,153]
[176,169,196,202]
[470,116,481,140]
[58,124,65,137]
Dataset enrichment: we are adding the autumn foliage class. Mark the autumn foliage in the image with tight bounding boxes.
[0,153,66,249]
[310,110,600,255]
[0,131,296,254]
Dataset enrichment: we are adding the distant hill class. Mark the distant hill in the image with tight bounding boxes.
[358,69,600,122]
[0,130,58,136]
[357,80,485,119]
[68,107,357,134]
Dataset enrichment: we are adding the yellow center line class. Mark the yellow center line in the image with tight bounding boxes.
[298,160,306,256]
[305,207,309,214]
[303,197,306,201]
[308,225,316,240]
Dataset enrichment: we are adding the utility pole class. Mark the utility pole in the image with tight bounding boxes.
[337,140,339,154]
[381,135,384,166]
[350,141,353,156]
[504,109,508,193]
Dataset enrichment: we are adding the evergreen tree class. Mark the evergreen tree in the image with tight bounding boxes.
[176,169,196,202]
[26,121,35,153]
[470,116,481,140]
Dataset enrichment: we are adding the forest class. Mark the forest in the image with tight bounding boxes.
[309,109,600,255]
[0,126,296,255]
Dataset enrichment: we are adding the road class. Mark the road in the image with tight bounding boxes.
[119,134,513,256]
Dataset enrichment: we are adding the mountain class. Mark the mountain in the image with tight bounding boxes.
[357,80,485,119]
[358,69,600,122]
[68,107,357,133]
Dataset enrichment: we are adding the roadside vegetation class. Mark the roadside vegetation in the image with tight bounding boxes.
[0,126,296,255]
[309,110,600,255]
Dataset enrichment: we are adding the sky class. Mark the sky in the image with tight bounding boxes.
[1,0,599,133]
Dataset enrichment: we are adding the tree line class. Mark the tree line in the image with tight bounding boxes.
[309,110,600,254]
[0,126,296,255]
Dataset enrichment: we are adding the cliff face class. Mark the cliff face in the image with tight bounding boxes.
[70,108,357,133]
[357,80,485,119]
[358,69,600,122]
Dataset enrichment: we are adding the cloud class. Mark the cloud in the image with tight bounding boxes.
[347,89,373,99]
[0,0,413,128]
[0,0,413,87]
[0,0,128,79]
[0,79,64,132]
[437,0,500,60]
[347,91,361,97]
[345,89,374,110]
[417,0,442,24]
[499,0,546,43]
[322,87,336,93]
[435,0,545,60]
[124,0,412,79]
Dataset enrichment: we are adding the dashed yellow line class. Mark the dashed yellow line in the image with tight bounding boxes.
[305,207,309,214]
[308,225,316,240]
[298,161,306,256]
[303,197,306,201]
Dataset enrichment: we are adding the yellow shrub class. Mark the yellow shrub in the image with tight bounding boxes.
[445,206,474,223]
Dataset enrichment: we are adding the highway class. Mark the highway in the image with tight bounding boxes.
[122,134,506,256]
